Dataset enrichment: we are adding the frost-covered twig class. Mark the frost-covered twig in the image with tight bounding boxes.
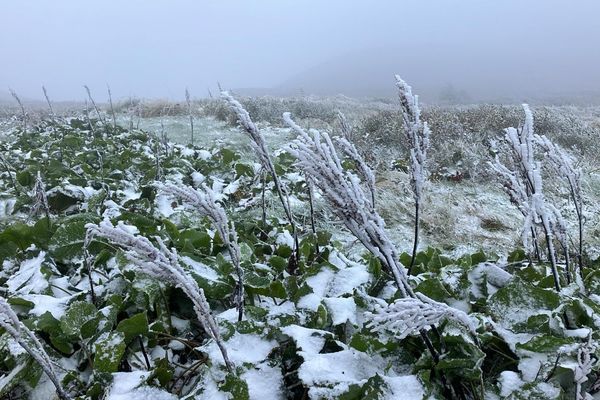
[31,171,50,222]
[42,85,55,118]
[335,136,376,208]
[107,84,117,130]
[285,113,462,371]
[85,220,233,371]
[337,110,355,142]
[185,88,194,145]
[284,112,411,296]
[489,156,542,261]
[222,91,299,270]
[574,336,596,400]
[396,75,430,275]
[9,88,27,132]
[366,292,475,340]
[492,105,563,291]
[536,133,584,275]
[83,85,106,127]
[0,297,71,400]
[158,182,244,321]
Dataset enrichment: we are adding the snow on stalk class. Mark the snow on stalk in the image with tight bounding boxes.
[158,182,245,321]
[574,336,596,400]
[284,112,475,368]
[335,135,376,208]
[284,111,412,296]
[365,292,475,340]
[535,133,584,278]
[396,75,430,275]
[31,171,50,221]
[493,104,563,291]
[221,92,299,270]
[85,220,234,371]
[0,297,71,400]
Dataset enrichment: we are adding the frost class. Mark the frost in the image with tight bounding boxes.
[21,294,73,319]
[6,251,48,295]
[323,297,357,325]
[366,292,475,340]
[107,371,176,400]
[200,332,277,366]
[498,371,524,397]
[0,297,70,399]
[241,362,285,400]
[280,325,331,354]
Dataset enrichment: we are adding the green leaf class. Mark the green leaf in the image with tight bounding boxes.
[61,301,99,338]
[94,332,126,373]
[49,214,100,262]
[269,255,287,273]
[163,219,180,240]
[220,374,249,400]
[415,278,453,302]
[516,335,573,353]
[116,312,149,343]
[269,281,287,299]
[487,278,559,329]
[16,170,33,187]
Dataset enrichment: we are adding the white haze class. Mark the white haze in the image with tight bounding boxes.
[1,0,599,103]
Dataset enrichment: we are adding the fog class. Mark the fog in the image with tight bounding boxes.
[1,0,599,103]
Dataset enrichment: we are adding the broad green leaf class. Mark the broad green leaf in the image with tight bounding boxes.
[94,332,126,373]
[116,312,149,343]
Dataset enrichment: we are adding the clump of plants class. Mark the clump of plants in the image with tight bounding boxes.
[0,77,599,400]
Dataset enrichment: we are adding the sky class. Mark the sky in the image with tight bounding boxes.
[1,0,599,102]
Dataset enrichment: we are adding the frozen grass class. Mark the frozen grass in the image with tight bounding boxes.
[3,98,600,260]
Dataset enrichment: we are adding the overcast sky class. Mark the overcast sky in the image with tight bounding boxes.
[1,0,599,102]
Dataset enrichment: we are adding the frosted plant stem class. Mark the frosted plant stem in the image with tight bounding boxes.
[86,221,234,371]
[84,85,106,128]
[107,84,117,130]
[9,89,26,132]
[395,75,430,276]
[408,201,420,275]
[158,183,245,321]
[42,85,55,118]
[222,92,299,271]
[0,298,71,400]
[306,175,319,256]
[186,88,194,146]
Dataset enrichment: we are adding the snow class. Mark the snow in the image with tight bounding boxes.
[323,297,357,325]
[298,348,387,399]
[6,251,48,294]
[191,171,206,186]
[384,375,425,400]
[106,371,177,400]
[297,293,323,311]
[21,294,73,319]
[181,256,219,281]
[155,194,175,217]
[241,362,285,400]
[281,325,330,354]
[305,268,335,297]
[275,230,294,248]
[201,332,277,366]
[197,149,212,160]
[327,266,370,297]
[498,371,524,397]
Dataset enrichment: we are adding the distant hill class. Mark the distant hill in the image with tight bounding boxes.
[266,45,600,105]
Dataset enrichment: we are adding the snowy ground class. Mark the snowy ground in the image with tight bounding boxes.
[140,114,600,261]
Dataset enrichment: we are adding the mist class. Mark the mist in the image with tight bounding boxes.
[1,0,599,103]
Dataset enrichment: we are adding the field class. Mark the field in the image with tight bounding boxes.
[1,92,600,399]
